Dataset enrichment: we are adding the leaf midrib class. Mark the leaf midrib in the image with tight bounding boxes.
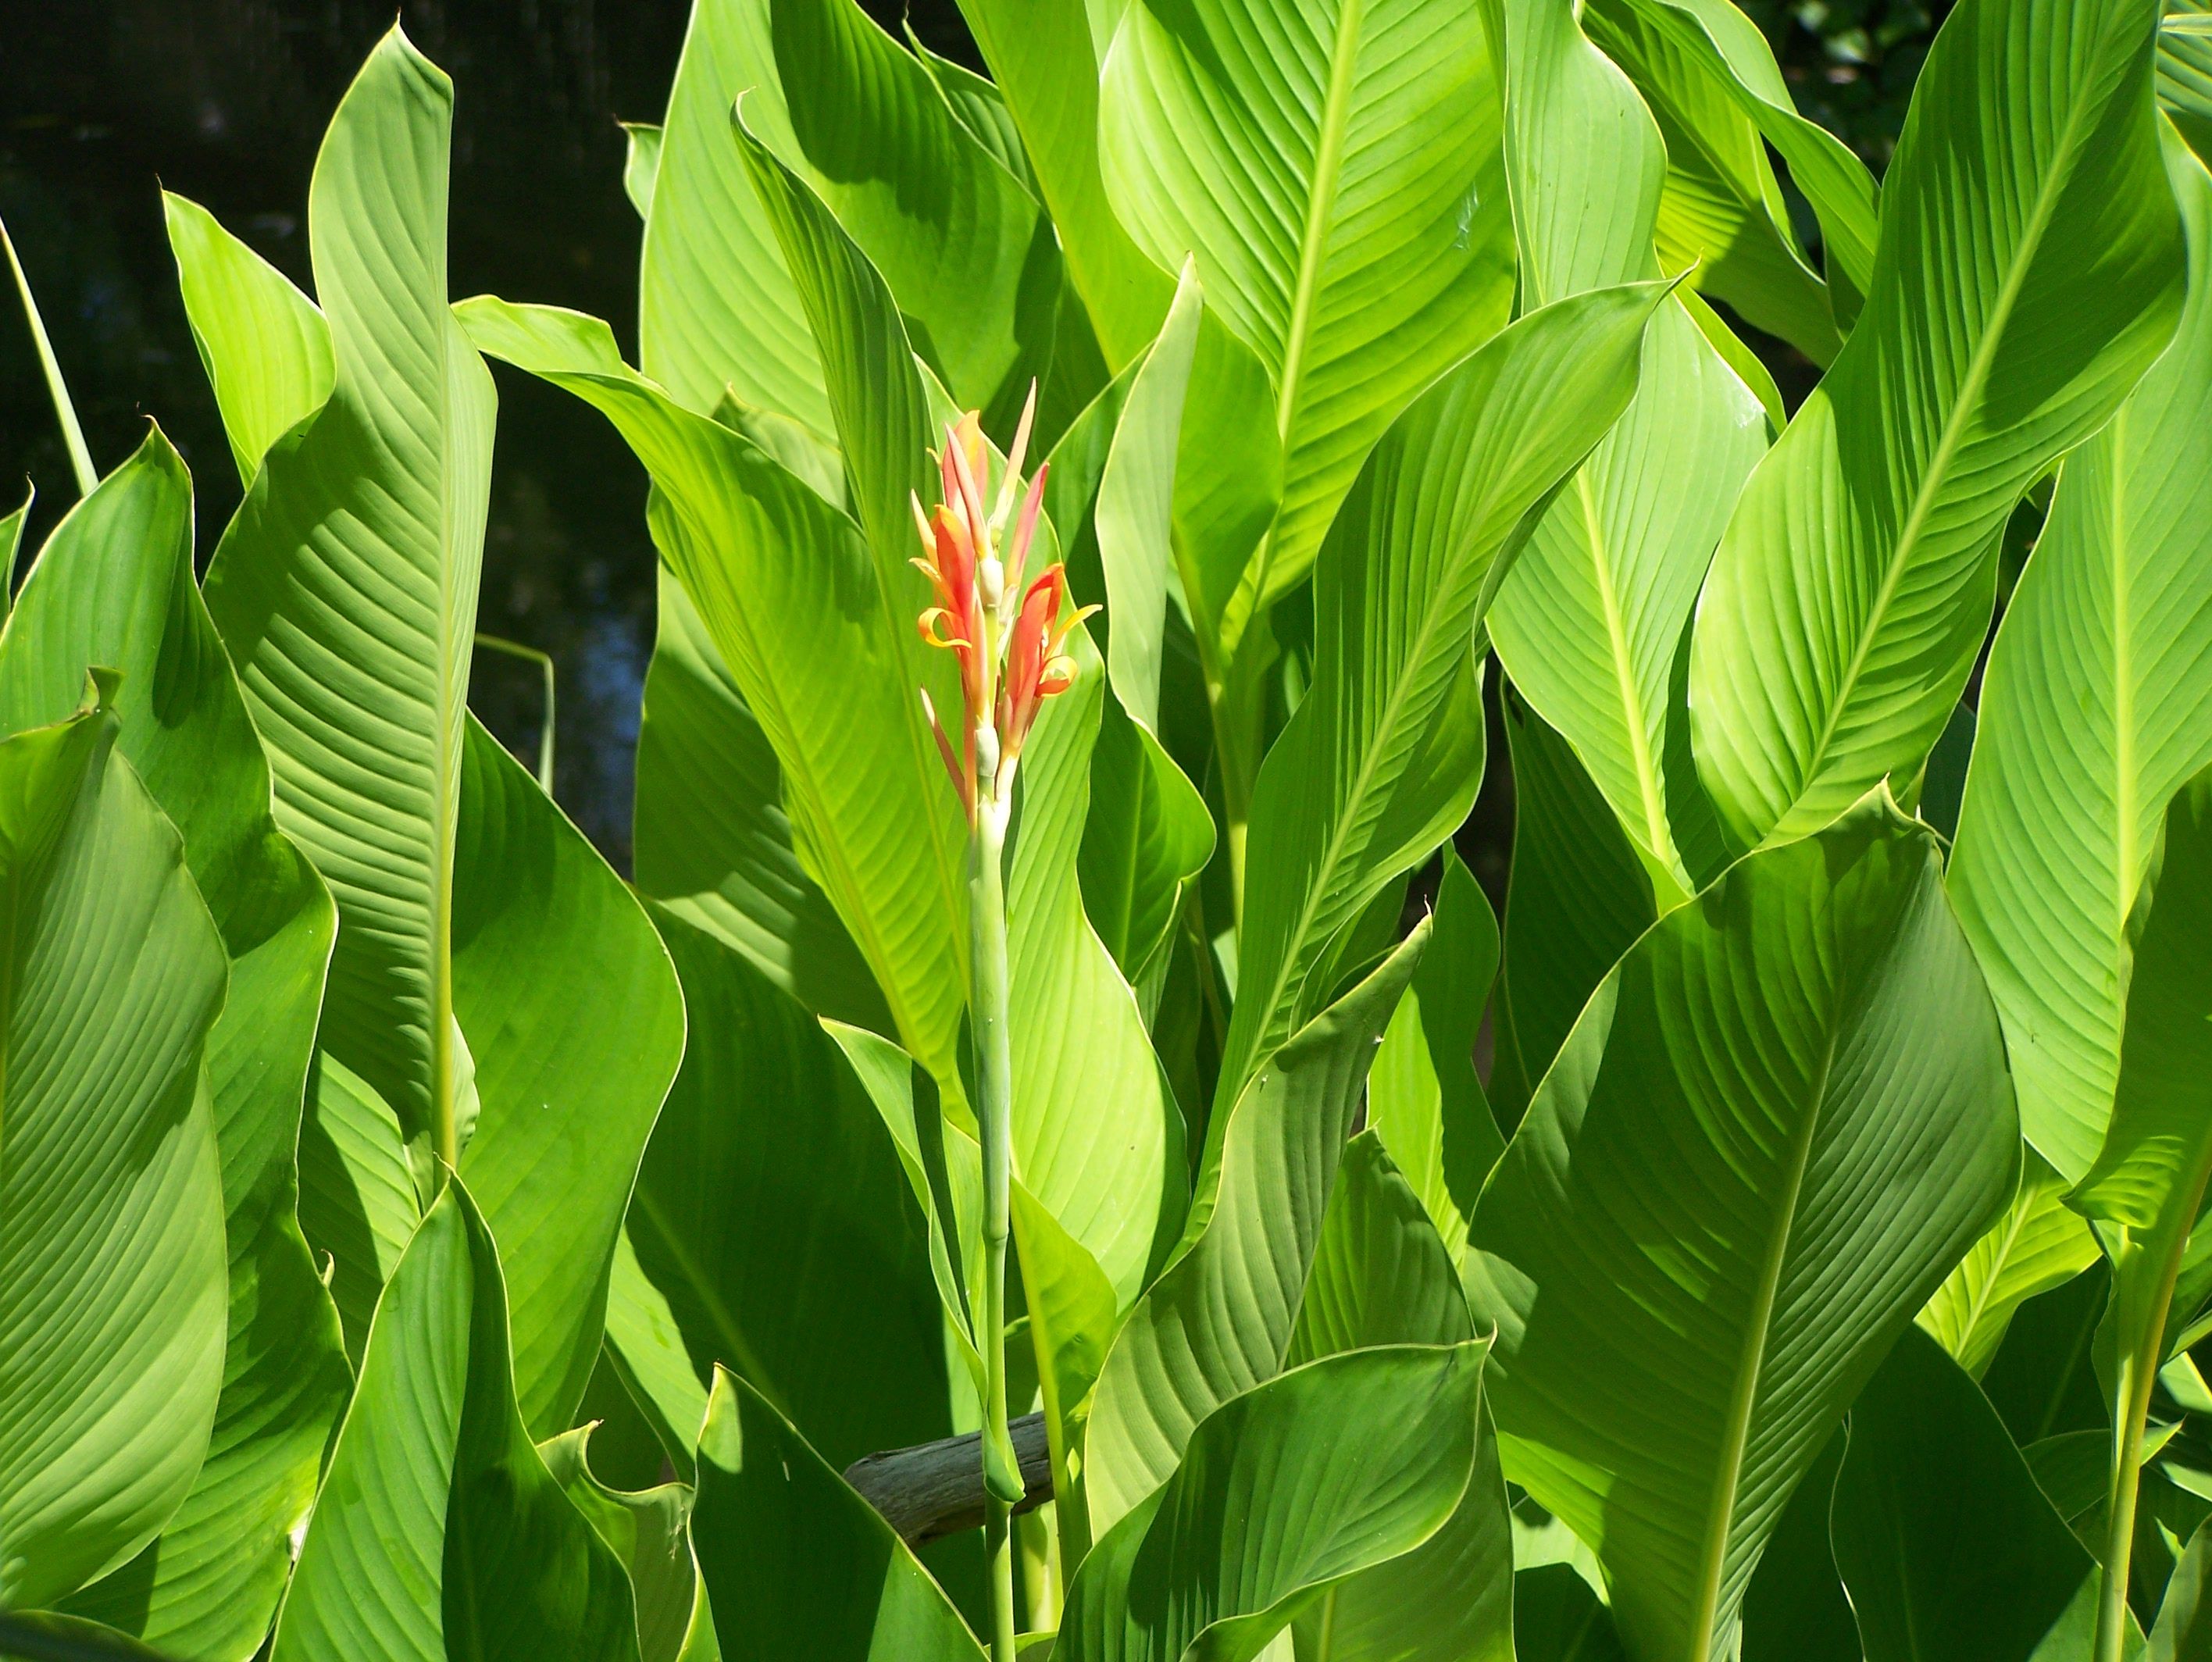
[1232,527,1484,1095]
[1575,470,1671,861]
[1239,0,1367,615]
[1784,73,2100,826]
[1685,1024,1838,1660]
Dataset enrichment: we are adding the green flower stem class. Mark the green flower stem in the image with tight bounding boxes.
[973,782,1022,1662]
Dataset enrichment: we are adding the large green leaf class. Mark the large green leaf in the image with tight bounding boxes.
[1096,0,1518,631]
[1061,1343,1490,1662]
[1918,1150,2100,1379]
[1085,924,1426,1532]
[1736,1428,1858,1662]
[2151,1518,2212,1660]
[194,32,682,1436]
[298,1050,423,1361]
[1220,282,1664,1101]
[162,191,333,487]
[1467,796,2018,1661]
[1487,694,1659,1129]
[1365,847,1502,1270]
[1947,133,2212,1182]
[689,1368,984,1662]
[270,1175,640,1662]
[1581,0,1881,353]
[1830,1326,2108,1661]
[0,697,229,1611]
[632,564,890,1034]
[623,902,951,1473]
[0,433,348,1660]
[1688,0,2187,851]
[201,26,496,1185]
[1484,0,1769,884]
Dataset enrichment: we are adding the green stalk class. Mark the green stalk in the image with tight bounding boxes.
[2094,1229,2176,1662]
[972,781,1022,1662]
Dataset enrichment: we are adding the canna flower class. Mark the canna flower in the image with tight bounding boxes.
[913,390,1094,819]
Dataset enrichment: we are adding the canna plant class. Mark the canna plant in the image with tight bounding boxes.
[0,0,2210,1658]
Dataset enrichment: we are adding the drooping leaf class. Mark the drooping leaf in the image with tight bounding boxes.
[1086,923,1427,1533]
[1095,0,1518,632]
[623,902,951,1474]
[537,1427,711,1662]
[1920,1150,2100,1378]
[689,1368,985,1662]
[636,0,825,430]
[1582,0,1881,351]
[0,696,229,1611]
[1061,1344,1492,1662]
[1688,0,2187,851]
[1485,0,1769,884]
[1468,794,2019,1661]
[620,122,662,220]
[162,191,334,487]
[270,1175,641,1662]
[1488,692,1658,1129]
[1947,132,2212,1182]
[2150,1518,2212,1660]
[1830,1326,2110,1662]
[632,563,891,1034]
[1365,847,1503,1269]
[1220,282,1664,1104]
[447,717,685,1436]
[0,433,348,1660]
[953,0,1176,367]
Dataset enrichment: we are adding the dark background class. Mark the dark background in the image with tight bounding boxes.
[0,0,1938,876]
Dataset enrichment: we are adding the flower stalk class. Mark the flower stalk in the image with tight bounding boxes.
[914,391,1090,1661]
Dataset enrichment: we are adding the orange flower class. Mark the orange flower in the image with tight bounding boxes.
[999,565,1095,764]
[914,391,1087,816]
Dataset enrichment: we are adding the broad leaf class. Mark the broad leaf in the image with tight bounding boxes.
[1365,847,1503,1270]
[1948,132,2212,1182]
[1736,1428,1859,1662]
[298,1050,422,1361]
[0,697,229,1610]
[1831,1326,2110,1661]
[1468,795,2018,1661]
[1485,0,1769,883]
[1919,1150,2100,1378]
[1096,0,1518,630]
[2151,1518,2212,1660]
[1689,0,2186,850]
[270,1175,640,1662]
[1221,282,1664,1101]
[0,433,348,1660]
[1061,1344,1491,1662]
[689,1368,983,1662]
[1086,924,1426,1532]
